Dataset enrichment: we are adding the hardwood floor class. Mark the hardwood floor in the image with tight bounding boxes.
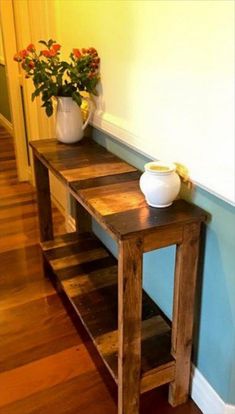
[0,125,202,414]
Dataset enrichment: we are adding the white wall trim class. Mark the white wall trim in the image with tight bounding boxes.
[191,365,235,414]
[90,110,235,207]
[0,113,13,134]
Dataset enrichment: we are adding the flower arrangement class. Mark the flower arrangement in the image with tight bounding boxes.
[14,39,100,116]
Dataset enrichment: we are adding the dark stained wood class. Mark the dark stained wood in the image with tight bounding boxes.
[30,138,137,185]
[0,127,116,414]
[102,201,207,242]
[30,139,207,242]
[0,124,203,414]
[75,200,92,233]
[143,225,183,251]
[41,232,174,395]
[169,223,202,406]
[33,154,53,241]
[72,170,142,190]
[29,133,206,413]
[118,238,143,414]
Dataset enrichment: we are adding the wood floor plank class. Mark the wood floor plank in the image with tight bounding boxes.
[0,345,95,408]
[0,295,81,371]
[0,370,116,414]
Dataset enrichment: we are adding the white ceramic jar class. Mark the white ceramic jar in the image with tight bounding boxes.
[139,161,181,208]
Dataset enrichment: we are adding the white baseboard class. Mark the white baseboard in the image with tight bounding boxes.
[0,113,13,134]
[191,366,235,414]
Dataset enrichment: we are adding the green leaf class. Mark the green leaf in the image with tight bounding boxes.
[31,85,44,101]
[44,101,53,117]
[72,92,82,107]
[48,39,56,48]
[38,40,48,46]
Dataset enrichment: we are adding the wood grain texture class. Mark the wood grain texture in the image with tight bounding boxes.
[169,223,202,406]
[33,154,53,242]
[30,138,137,184]
[30,138,207,243]
[41,232,174,392]
[0,127,116,414]
[117,237,143,414]
[28,131,205,413]
[75,200,92,233]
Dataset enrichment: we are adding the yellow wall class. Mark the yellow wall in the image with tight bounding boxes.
[54,0,234,204]
[0,24,4,63]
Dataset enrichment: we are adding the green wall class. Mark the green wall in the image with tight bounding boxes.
[90,127,235,405]
[0,64,11,122]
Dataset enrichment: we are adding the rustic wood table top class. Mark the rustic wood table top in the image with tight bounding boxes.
[30,138,207,242]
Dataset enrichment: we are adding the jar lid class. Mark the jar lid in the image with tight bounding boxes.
[144,161,176,175]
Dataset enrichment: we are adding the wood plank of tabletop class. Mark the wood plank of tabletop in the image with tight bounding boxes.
[70,173,207,240]
[30,138,137,184]
[30,139,207,241]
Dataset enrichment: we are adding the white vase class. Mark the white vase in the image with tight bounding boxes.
[55,96,91,144]
[139,161,181,208]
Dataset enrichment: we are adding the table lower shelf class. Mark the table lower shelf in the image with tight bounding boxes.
[41,232,175,393]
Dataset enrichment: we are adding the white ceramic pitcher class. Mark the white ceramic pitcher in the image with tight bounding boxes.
[55,96,91,144]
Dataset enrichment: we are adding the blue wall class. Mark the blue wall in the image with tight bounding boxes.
[91,127,235,405]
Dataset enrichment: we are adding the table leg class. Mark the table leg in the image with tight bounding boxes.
[118,237,143,414]
[169,222,201,406]
[75,200,92,233]
[33,155,53,242]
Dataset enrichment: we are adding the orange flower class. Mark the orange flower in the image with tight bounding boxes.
[13,39,100,119]
[41,50,51,57]
[41,48,57,58]
[27,43,35,52]
[49,48,57,57]
[19,49,29,59]
[52,44,61,52]
[73,48,81,58]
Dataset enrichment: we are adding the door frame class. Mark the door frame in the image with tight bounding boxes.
[0,0,29,181]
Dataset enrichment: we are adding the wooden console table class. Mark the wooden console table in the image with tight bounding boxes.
[30,137,207,414]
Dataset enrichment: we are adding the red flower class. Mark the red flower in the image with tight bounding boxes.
[73,48,81,58]
[81,48,87,54]
[49,48,57,57]
[13,53,22,62]
[41,50,51,57]
[27,43,35,52]
[88,47,97,55]
[28,61,35,69]
[93,57,100,64]
[52,44,61,52]
[19,49,29,59]
[41,48,58,58]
